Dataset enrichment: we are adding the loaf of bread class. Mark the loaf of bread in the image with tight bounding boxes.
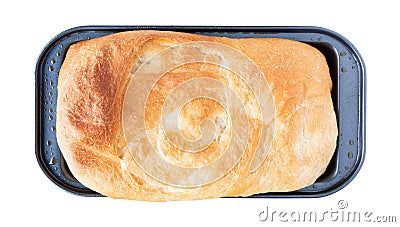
[56,30,337,201]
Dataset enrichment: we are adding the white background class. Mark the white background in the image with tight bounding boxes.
[1,0,399,226]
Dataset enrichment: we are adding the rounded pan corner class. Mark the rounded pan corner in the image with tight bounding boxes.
[305,26,366,79]
[35,150,101,197]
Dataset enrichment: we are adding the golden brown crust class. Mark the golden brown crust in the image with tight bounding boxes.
[56,30,337,201]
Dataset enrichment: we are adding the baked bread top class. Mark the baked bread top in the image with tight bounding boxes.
[56,30,337,201]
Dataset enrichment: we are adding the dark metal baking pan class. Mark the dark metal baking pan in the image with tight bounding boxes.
[35,26,366,198]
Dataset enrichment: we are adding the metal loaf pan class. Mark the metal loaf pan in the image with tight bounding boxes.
[35,26,366,198]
